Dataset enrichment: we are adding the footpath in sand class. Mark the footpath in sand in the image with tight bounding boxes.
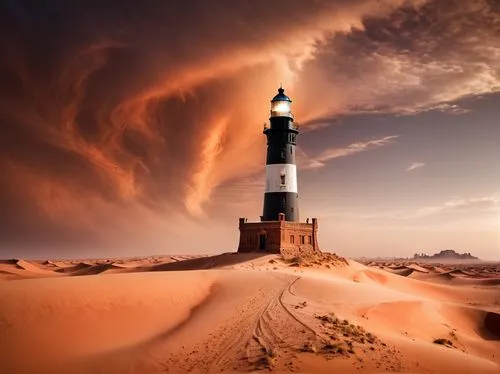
[0,253,499,374]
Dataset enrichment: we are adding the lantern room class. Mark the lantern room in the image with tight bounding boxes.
[270,87,293,119]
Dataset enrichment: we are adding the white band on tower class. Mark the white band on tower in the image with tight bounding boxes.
[265,164,298,193]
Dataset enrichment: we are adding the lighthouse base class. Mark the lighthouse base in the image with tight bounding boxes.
[237,214,320,257]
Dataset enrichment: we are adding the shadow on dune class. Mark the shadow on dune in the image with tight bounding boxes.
[55,262,92,273]
[389,268,414,277]
[483,311,500,340]
[146,252,270,272]
[61,279,219,373]
[69,263,123,276]
[2,253,273,279]
[0,259,18,265]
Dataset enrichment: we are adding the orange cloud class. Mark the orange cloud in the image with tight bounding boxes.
[1,0,499,256]
[298,135,399,170]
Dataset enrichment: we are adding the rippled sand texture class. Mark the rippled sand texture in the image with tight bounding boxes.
[0,253,499,374]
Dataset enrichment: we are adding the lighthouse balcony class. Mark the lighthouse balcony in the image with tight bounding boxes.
[263,121,299,132]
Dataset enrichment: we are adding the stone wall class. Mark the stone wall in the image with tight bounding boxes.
[237,215,320,256]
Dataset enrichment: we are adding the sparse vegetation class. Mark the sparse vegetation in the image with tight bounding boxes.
[433,338,454,347]
[280,253,348,268]
[282,256,304,267]
[256,347,277,369]
[306,314,403,371]
[321,342,348,355]
[294,301,308,309]
[266,347,277,358]
[256,355,273,368]
[317,314,336,323]
[300,342,318,353]
[312,314,386,360]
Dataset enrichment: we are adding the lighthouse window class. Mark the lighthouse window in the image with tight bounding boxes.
[280,174,286,185]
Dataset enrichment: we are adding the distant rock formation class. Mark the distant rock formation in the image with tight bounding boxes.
[413,249,478,261]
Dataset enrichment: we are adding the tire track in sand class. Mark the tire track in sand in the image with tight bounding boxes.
[171,273,317,372]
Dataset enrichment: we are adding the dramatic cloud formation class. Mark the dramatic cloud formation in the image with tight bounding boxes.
[0,0,499,257]
[413,194,500,218]
[299,135,399,170]
[295,0,500,120]
[349,194,500,223]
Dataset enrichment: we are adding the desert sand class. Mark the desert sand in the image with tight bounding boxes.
[0,253,499,374]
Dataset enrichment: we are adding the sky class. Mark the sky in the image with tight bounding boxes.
[0,0,499,260]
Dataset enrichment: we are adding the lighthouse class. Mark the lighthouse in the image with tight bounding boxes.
[237,87,320,256]
[262,87,299,222]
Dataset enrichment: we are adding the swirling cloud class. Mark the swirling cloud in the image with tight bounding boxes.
[0,0,498,255]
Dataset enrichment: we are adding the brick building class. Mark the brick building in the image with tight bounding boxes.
[238,214,319,256]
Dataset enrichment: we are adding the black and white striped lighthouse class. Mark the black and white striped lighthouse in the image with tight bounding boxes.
[262,87,299,222]
[237,86,320,254]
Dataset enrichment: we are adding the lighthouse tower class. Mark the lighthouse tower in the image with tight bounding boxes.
[237,87,320,256]
[262,87,299,221]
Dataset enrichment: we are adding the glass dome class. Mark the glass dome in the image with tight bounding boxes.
[270,87,293,118]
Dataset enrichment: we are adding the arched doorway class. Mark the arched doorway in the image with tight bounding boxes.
[258,231,267,250]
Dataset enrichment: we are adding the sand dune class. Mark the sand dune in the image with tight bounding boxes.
[441,269,474,277]
[54,262,93,273]
[385,267,415,277]
[431,274,500,286]
[405,264,430,273]
[15,259,52,273]
[0,271,215,374]
[0,254,499,373]
[68,263,128,276]
[147,252,267,272]
[384,266,430,279]
[0,259,62,280]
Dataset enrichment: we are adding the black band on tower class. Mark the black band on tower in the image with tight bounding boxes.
[263,192,299,221]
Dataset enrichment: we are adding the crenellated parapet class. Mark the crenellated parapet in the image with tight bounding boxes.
[237,214,320,256]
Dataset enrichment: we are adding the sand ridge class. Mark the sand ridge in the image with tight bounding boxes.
[0,253,499,373]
